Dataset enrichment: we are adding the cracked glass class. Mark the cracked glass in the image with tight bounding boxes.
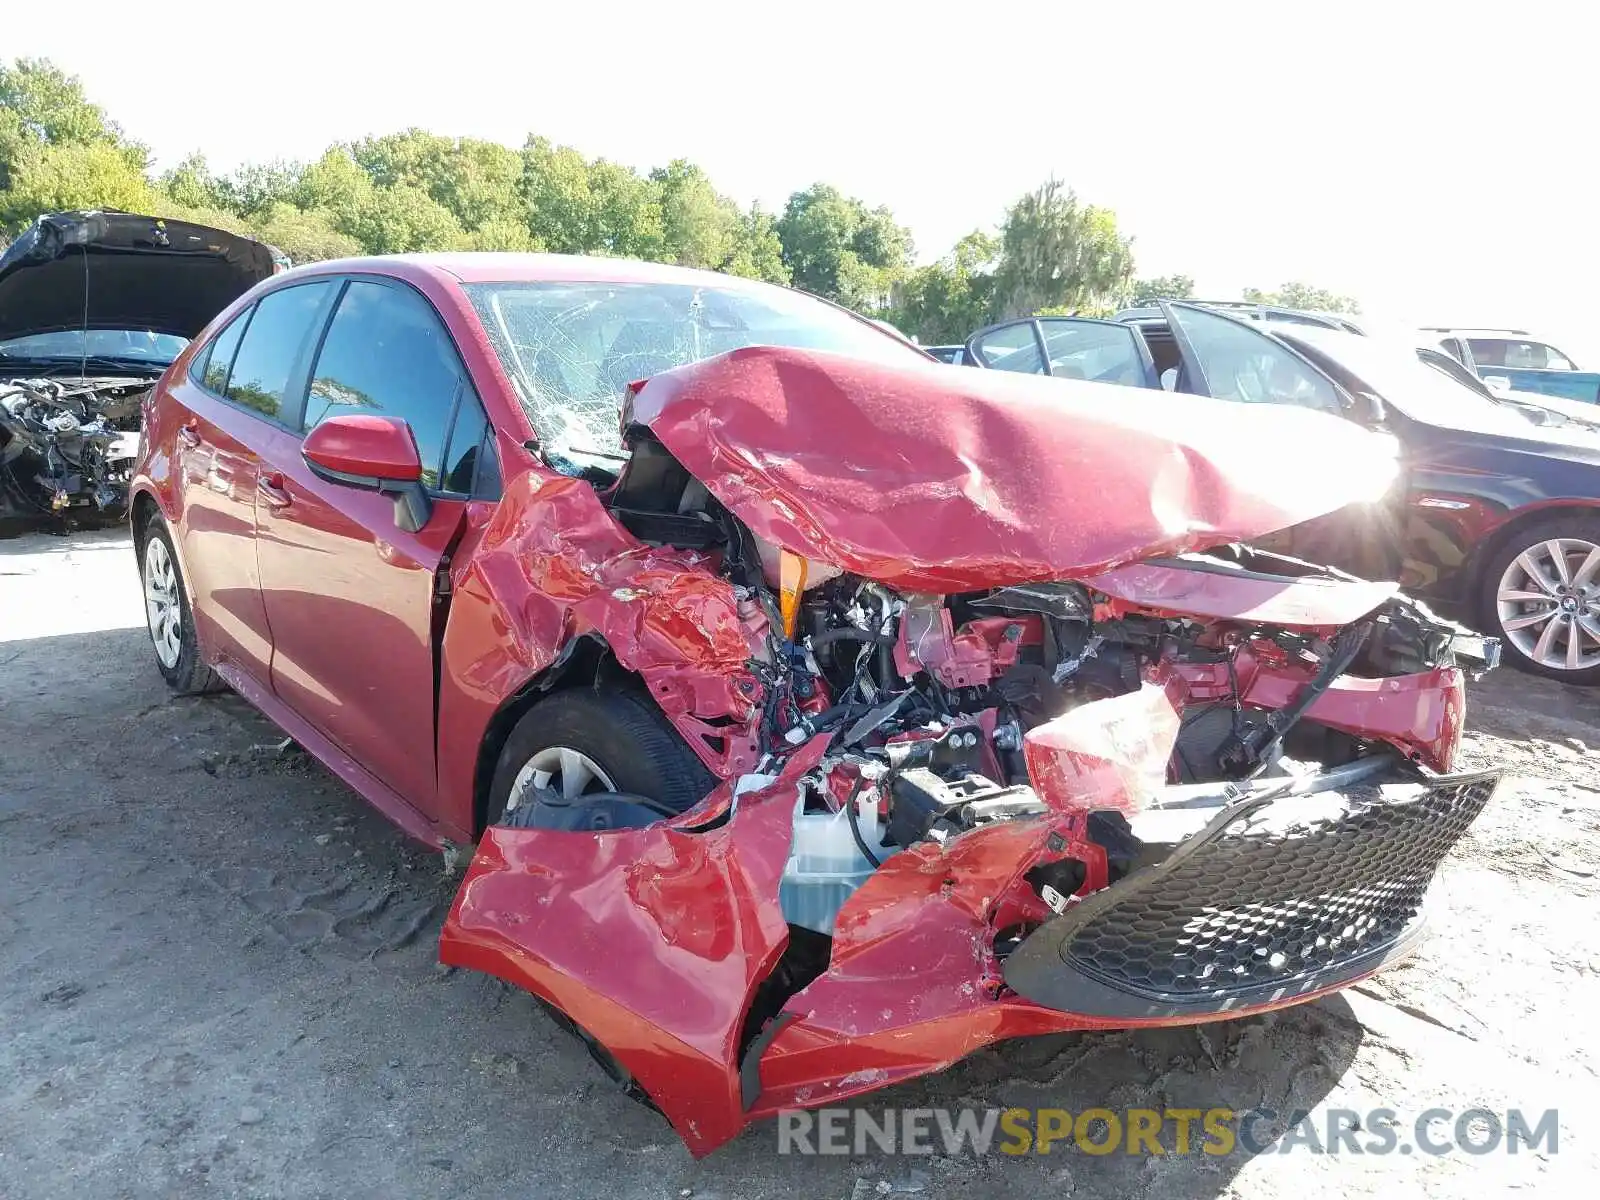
[464,279,925,455]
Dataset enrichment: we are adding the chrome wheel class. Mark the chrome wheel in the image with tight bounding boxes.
[143,536,182,669]
[1496,537,1600,672]
[506,746,618,812]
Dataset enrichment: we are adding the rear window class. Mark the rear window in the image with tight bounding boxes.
[1467,338,1576,371]
[223,282,334,422]
[195,311,249,394]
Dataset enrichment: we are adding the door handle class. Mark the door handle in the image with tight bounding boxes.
[178,423,202,448]
[258,475,293,509]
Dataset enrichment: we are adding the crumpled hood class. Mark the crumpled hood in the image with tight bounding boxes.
[628,345,1399,593]
[0,210,282,342]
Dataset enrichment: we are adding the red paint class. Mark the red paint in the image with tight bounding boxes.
[1167,649,1466,773]
[301,414,423,480]
[1025,682,1184,816]
[439,741,827,1153]
[1087,561,1399,629]
[630,345,1398,593]
[892,597,1011,687]
[123,253,1485,1159]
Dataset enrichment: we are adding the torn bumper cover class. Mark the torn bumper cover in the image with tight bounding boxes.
[440,714,1500,1157]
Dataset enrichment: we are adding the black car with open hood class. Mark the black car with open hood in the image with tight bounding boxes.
[0,210,282,523]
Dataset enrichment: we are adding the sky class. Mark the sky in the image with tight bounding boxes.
[14,0,1600,359]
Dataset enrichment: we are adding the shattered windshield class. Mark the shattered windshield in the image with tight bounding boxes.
[463,279,927,453]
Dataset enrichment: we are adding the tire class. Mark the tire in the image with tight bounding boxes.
[485,688,715,829]
[138,518,222,695]
[1479,512,1600,684]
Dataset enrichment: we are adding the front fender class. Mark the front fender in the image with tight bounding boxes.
[438,743,823,1155]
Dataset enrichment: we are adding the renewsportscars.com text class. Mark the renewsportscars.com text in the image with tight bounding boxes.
[776,1106,1560,1157]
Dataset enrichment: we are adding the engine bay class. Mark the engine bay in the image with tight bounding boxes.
[538,425,1498,872]
[0,375,147,522]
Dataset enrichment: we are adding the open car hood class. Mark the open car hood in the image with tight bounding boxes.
[0,210,282,343]
[627,346,1400,593]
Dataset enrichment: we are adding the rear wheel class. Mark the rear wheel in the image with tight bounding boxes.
[484,688,715,830]
[1480,514,1600,684]
[139,519,221,695]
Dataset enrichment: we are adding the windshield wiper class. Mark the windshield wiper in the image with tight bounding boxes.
[558,445,629,462]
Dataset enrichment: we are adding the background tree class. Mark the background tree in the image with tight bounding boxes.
[1244,281,1360,314]
[990,180,1133,320]
[776,184,912,311]
[2,141,155,229]
[890,231,998,344]
[1129,274,1196,304]
[724,205,789,284]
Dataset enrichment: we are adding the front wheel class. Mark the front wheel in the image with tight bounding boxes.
[485,688,715,830]
[1480,514,1600,684]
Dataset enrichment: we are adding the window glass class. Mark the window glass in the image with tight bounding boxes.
[1168,305,1342,415]
[305,281,464,488]
[199,310,249,393]
[464,279,926,455]
[1036,321,1146,385]
[441,394,489,494]
[972,323,1046,374]
[1468,338,1577,371]
[225,282,334,421]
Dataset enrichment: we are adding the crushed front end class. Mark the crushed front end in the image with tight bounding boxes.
[438,346,1503,1156]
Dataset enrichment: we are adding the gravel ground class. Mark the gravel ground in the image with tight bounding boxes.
[2,526,1597,1199]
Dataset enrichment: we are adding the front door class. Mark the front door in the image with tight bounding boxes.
[254,277,481,817]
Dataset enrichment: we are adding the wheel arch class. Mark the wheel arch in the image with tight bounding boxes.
[129,486,162,544]
[469,633,642,838]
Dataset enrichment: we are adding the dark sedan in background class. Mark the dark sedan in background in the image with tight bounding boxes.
[957,303,1600,683]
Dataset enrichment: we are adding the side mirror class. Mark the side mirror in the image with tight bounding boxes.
[302,414,433,533]
[1482,374,1513,395]
[1351,390,1388,425]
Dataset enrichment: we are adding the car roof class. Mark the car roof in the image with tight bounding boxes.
[272,252,781,291]
[1112,302,1365,335]
[1420,327,1534,339]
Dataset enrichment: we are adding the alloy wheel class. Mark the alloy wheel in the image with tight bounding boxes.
[507,746,619,812]
[143,536,182,670]
[1495,537,1600,672]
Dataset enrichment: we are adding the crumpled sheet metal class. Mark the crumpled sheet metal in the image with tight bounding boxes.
[630,345,1397,594]
[434,470,765,836]
[1087,560,1400,628]
[438,739,829,1155]
[1023,681,1184,817]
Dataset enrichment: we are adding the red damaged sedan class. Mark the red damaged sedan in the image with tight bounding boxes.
[129,254,1502,1155]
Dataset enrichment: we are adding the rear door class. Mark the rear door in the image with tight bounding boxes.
[965,317,1157,387]
[1157,302,1404,579]
[171,282,337,685]
[252,277,487,818]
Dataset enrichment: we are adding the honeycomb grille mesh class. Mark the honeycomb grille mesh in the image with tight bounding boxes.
[1061,776,1495,999]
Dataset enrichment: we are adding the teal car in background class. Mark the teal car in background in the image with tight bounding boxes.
[1428,327,1600,405]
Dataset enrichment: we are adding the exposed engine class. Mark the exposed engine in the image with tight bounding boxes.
[598,423,1494,791]
[0,376,146,521]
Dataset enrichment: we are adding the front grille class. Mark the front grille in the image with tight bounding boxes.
[1003,772,1498,1018]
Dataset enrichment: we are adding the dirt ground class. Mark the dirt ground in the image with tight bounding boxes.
[2,526,1598,1199]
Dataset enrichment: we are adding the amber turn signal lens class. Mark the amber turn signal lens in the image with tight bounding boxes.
[778,549,808,639]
